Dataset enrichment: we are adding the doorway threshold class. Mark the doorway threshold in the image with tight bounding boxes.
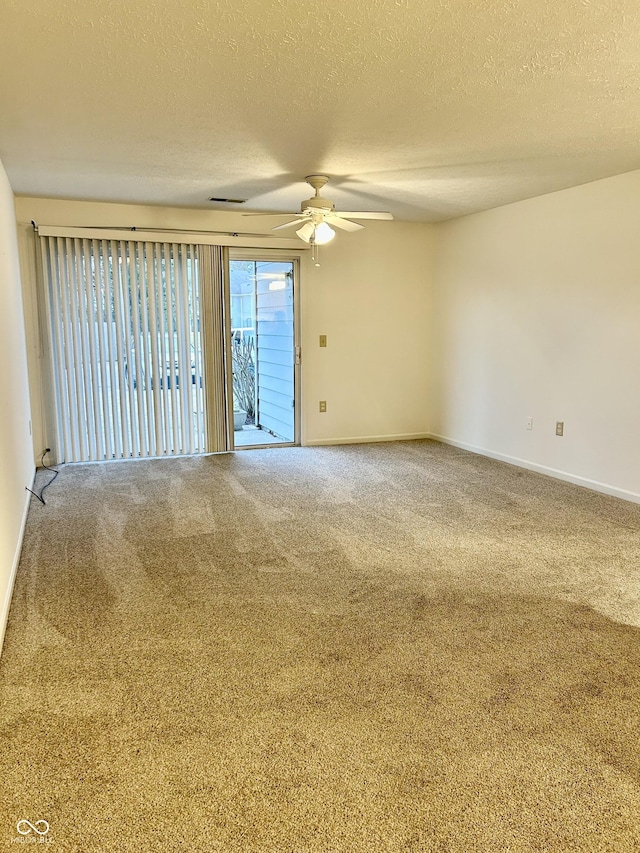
[234,425,292,448]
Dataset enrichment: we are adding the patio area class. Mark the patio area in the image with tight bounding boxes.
[233,424,290,447]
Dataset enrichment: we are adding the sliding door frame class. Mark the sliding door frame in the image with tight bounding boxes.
[35,225,305,462]
[228,249,302,450]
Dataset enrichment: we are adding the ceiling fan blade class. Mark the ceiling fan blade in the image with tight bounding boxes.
[271,218,307,231]
[326,215,364,232]
[334,211,394,220]
[242,212,299,217]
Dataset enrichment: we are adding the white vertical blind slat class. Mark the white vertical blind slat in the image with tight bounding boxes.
[131,241,148,457]
[193,245,205,450]
[165,243,180,452]
[119,241,139,458]
[58,238,81,462]
[95,240,115,461]
[176,244,193,454]
[153,244,168,454]
[44,238,68,462]
[111,241,128,458]
[146,242,163,456]
[72,239,93,459]
[139,241,155,457]
[67,239,88,460]
[81,239,102,460]
[103,244,121,459]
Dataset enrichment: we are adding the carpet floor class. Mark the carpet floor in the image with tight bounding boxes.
[1,440,639,852]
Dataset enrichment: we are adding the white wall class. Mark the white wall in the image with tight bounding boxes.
[301,221,433,444]
[431,170,640,502]
[0,160,34,655]
[14,197,434,454]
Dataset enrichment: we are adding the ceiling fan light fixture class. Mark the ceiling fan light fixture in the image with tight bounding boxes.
[313,222,335,244]
[250,177,392,262]
[296,222,315,242]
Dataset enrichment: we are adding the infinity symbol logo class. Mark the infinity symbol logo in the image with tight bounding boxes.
[17,819,50,836]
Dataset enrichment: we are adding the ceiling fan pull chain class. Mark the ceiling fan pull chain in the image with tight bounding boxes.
[311,236,320,267]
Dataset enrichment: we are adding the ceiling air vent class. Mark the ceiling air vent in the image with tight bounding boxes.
[209,197,247,204]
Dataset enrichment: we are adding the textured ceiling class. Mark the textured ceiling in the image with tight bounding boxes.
[1,0,640,221]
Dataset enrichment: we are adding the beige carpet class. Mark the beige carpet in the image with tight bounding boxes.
[1,440,639,852]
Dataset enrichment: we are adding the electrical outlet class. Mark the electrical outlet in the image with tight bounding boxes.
[319,335,327,347]
[526,417,533,430]
[556,421,564,436]
[319,401,327,413]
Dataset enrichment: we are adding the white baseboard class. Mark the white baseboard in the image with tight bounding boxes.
[304,432,431,447]
[0,474,34,658]
[429,433,640,505]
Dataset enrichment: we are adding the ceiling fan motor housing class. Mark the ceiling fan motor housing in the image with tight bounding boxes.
[301,175,335,214]
[301,196,334,213]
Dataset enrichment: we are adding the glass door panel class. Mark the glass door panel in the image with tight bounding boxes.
[229,259,297,448]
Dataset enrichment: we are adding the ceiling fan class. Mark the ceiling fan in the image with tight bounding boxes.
[243,175,393,262]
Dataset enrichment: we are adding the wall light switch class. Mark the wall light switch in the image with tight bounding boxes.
[526,417,533,430]
[556,421,564,436]
[319,335,327,347]
[319,401,327,413]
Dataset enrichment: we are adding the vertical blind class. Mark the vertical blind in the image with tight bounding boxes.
[199,245,232,453]
[41,237,211,462]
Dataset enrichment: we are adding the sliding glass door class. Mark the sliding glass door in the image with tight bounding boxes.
[41,238,299,462]
[229,257,299,448]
